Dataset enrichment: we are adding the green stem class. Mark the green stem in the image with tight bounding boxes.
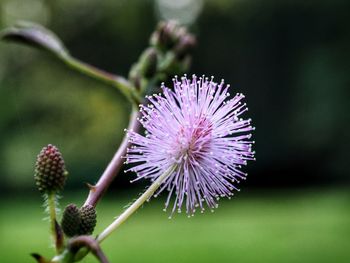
[59,54,141,105]
[96,165,176,243]
[48,193,58,253]
[51,249,74,263]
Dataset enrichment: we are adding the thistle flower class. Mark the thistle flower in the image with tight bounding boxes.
[125,75,255,216]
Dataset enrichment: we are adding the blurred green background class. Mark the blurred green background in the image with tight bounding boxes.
[0,0,349,262]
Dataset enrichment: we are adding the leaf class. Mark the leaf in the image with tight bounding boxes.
[31,253,50,263]
[0,21,69,58]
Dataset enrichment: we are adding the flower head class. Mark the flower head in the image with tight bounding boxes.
[34,144,68,194]
[125,75,255,216]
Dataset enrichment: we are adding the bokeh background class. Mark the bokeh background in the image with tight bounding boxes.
[0,0,349,262]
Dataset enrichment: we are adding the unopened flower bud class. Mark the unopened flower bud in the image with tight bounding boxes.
[174,34,196,59]
[150,21,179,49]
[61,204,81,237]
[34,144,68,194]
[139,47,158,78]
[78,205,97,235]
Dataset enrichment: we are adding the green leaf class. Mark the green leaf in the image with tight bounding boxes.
[0,21,69,58]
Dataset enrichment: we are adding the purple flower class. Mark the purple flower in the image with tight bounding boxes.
[125,75,255,216]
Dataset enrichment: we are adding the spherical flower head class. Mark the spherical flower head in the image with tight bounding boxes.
[125,75,255,216]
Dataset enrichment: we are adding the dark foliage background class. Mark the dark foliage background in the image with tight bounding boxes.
[0,0,349,193]
[0,1,350,263]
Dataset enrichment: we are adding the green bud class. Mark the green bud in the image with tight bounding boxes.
[128,63,142,90]
[78,205,97,235]
[34,144,68,194]
[139,47,158,78]
[61,204,81,237]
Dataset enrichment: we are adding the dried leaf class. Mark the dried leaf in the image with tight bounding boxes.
[31,253,49,263]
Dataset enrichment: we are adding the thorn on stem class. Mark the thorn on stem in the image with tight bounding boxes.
[86,183,97,192]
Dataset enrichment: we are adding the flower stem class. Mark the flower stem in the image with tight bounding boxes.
[47,193,58,253]
[83,106,140,208]
[96,166,176,243]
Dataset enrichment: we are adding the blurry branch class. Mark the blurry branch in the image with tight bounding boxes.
[0,21,141,104]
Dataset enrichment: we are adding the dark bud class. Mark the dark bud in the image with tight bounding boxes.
[34,144,68,194]
[150,21,180,49]
[139,47,158,78]
[61,204,81,237]
[174,34,196,59]
[78,205,97,235]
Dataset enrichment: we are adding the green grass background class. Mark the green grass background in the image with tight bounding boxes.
[1,189,349,263]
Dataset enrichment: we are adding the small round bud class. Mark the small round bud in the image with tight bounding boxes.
[139,47,158,78]
[61,204,81,237]
[34,144,68,194]
[78,205,97,235]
